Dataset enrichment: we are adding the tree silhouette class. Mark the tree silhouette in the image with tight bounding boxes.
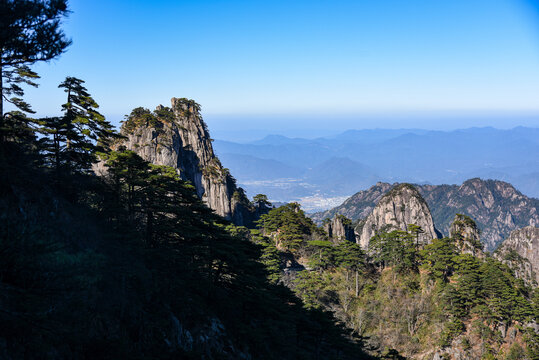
[0,0,71,118]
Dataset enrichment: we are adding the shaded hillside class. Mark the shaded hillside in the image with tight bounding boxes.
[419,179,539,251]
[0,112,373,360]
[312,179,539,251]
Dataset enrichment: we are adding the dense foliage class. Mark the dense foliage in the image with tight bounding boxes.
[256,207,539,359]
[0,120,375,358]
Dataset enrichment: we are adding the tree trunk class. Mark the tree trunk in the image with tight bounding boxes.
[146,210,154,247]
[0,61,3,143]
[355,270,359,297]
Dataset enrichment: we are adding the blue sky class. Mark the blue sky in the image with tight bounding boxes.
[19,0,539,139]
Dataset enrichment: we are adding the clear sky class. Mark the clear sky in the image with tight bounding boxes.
[18,0,539,139]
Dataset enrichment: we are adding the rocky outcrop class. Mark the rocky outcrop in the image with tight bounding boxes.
[106,98,254,225]
[311,178,539,251]
[495,226,539,285]
[420,178,539,251]
[450,214,484,258]
[324,215,356,243]
[358,184,439,249]
[311,182,393,224]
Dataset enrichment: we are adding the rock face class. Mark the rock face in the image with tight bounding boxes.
[449,214,484,258]
[495,226,539,285]
[420,178,539,251]
[311,178,539,251]
[358,184,439,249]
[324,215,356,243]
[109,98,254,225]
[311,182,393,224]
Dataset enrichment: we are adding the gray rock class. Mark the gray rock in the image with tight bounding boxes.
[324,215,356,243]
[450,214,485,258]
[101,98,255,225]
[358,184,439,249]
[495,226,539,285]
[311,178,539,251]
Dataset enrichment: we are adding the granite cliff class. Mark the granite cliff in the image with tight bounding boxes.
[495,226,539,285]
[100,98,255,225]
[324,215,356,243]
[357,184,439,248]
[449,214,484,258]
[312,178,539,251]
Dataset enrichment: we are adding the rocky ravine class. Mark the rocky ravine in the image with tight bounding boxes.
[357,184,439,248]
[100,98,255,225]
[312,178,539,251]
[495,226,539,285]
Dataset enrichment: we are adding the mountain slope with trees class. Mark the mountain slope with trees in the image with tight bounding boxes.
[257,201,538,359]
[0,2,373,358]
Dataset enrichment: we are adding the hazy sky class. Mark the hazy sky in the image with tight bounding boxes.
[18,0,539,139]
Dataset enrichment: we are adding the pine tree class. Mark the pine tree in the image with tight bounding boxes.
[420,237,456,282]
[57,76,118,173]
[0,0,70,118]
[335,241,365,296]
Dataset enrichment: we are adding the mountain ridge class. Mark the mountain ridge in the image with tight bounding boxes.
[213,127,539,202]
[311,178,539,251]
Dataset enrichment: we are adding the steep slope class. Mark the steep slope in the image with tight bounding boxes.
[312,178,539,251]
[106,98,254,225]
[419,178,539,251]
[358,184,439,248]
[495,226,539,285]
[449,214,484,258]
[324,215,356,243]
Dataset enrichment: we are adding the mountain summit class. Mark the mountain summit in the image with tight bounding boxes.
[357,183,439,248]
[105,98,255,225]
[313,178,539,251]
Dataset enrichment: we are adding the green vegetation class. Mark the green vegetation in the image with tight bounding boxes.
[1,116,374,358]
[256,205,538,358]
[0,0,70,116]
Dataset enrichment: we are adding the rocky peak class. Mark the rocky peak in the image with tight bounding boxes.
[324,215,356,243]
[358,183,439,249]
[312,178,539,252]
[110,98,254,225]
[310,182,393,224]
[449,214,484,258]
[495,226,539,285]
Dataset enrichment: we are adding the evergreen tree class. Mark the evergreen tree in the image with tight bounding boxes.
[0,0,70,118]
[420,237,457,282]
[335,241,366,296]
[369,228,418,272]
[307,240,335,271]
[56,76,118,173]
[253,193,271,208]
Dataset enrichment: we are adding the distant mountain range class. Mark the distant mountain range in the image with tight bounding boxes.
[213,127,539,210]
[311,178,539,251]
